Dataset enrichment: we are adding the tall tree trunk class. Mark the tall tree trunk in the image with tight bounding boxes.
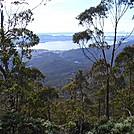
[106,73,110,119]
[128,69,132,110]
[47,102,51,121]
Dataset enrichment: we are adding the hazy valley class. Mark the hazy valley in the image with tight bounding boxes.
[27,33,134,88]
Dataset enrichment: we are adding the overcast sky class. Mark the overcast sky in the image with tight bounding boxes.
[27,0,101,33]
[3,0,134,33]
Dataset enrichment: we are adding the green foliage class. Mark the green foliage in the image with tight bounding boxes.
[113,45,134,116]
[88,116,134,134]
[0,0,45,114]
[0,1,134,134]
[61,121,77,134]
[72,0,114,51]
[0,110,61,134]
[115,45,134,75]
[73,0,134,119]
[28,49,89,88]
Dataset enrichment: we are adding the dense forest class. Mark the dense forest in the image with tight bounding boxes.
[0,0,134,134]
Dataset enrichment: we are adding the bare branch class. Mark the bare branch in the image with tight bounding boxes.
[31,0,50,11]
[115,27,134,50]
[124,108,132,116]
[78,42,95,63]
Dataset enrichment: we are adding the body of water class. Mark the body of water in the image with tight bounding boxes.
[32,33,134,51]
[32,41,79,50]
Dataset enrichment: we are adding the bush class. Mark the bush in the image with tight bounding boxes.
[0,110,61,134]
[87,116,134,134]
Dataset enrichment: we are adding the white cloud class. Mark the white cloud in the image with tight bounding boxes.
[28,9,82,33]
[3,0,134,33]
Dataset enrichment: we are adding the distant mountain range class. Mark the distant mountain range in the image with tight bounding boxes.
[37,33,73,43]
[28,33,134,88]
[37,32,134,43]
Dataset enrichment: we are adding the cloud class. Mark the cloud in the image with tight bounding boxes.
[23,0,134,33]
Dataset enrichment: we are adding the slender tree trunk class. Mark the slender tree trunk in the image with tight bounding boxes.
[111,90,115,117]
[12,126,15,134]
[98,98,101,119]
[47,101,51,121]
[128,69,132,109]
[80,92,84,134]
[106,73,110,119]
[9,95,15,109]
[1,7,4,28]
[79,120,82,134]
[16,93,18,111]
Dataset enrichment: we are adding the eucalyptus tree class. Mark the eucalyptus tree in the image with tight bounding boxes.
[87,59,108,118]
[0,1,59,133]
[0,0,48,111]
[114,45,134,115]
[62,70,90,133]
[73,0,134,118]
[38,85,59,121]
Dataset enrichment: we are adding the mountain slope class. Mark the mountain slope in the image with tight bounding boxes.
[28,39,134,88]
[28,50,89,88]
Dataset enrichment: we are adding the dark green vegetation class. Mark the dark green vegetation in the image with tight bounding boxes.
[0,0,134,134]
[28,49,90,88]
[72,0,134,119]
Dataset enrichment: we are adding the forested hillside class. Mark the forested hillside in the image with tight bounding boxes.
[0,0,134,134]
[28,49,89,88]
[28,40,134,88]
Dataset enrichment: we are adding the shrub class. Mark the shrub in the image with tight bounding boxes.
[87,116,134,134]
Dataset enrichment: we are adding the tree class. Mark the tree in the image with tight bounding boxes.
[38,86,59,121]
[62,70,90,133]
[86,59,108,118]
[114,45,134,115]
[87,116,134,134]
[0,110,61,134]
[0,0,48,113]
[73,0,134,119]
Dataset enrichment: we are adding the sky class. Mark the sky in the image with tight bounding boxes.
[28,0,101,33]
[2,0,134,33]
